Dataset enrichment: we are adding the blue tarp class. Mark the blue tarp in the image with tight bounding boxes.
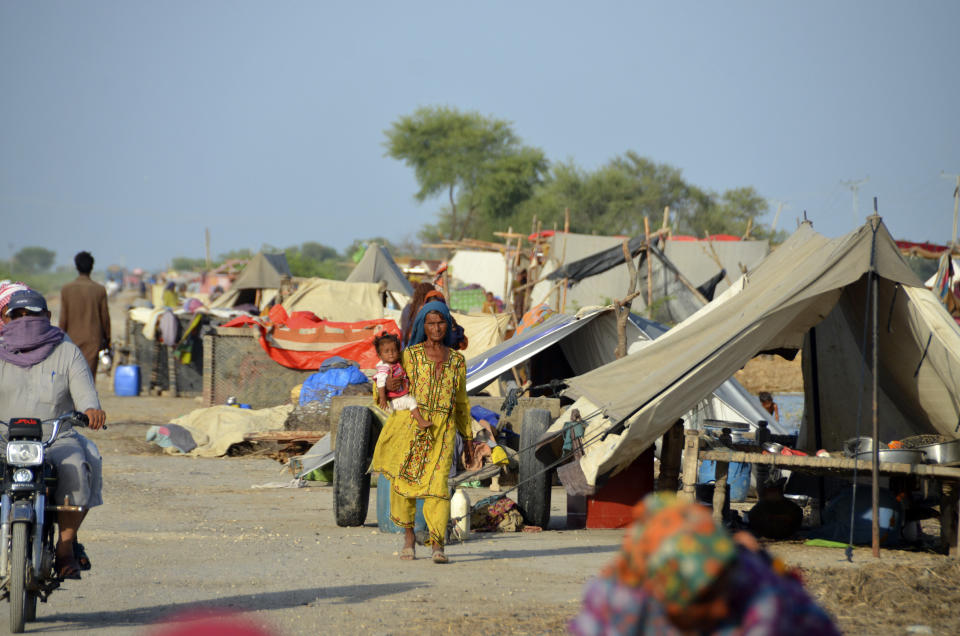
[299,360,369,406]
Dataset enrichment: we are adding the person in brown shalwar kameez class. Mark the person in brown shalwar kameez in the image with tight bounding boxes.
[59,251,111,375]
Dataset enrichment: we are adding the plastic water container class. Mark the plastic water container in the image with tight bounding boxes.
[113,365,140,397]
[698,460,752,502]
[376,474,426,533]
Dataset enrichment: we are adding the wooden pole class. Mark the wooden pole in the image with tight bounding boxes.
[870,202,881,558]
[950,176,960,247]
[679,430,701,503]
[809,327,826,518]
[614,239,639,359]
[204,227,211,270]
[644,216,653,318]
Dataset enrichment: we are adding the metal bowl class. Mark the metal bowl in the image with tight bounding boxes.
[844,437,888,457]
[854,448,925,465]
[762,442,785,454]
[917,439,960,466]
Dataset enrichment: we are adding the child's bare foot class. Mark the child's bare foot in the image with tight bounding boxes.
[415,415,431,430]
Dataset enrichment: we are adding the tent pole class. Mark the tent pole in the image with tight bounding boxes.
[644,216,654,318]
[870,208,881,558]
[809,328,825,518]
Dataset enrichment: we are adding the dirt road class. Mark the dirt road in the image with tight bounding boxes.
[16,398,958,636]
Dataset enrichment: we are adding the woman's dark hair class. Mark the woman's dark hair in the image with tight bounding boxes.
[403,282,438,345]
[74,251,94,274]
[758,391,773,403]
[374,332,401,356]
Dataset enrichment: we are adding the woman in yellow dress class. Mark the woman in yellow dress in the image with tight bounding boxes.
[370,301,473,563]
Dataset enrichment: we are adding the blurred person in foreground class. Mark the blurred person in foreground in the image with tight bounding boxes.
[59,250,111,375]
[0,289,106,578]
[569,493,838,636]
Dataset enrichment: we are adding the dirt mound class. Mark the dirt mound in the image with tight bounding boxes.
[802,561,960,635]
[735,353,803,393]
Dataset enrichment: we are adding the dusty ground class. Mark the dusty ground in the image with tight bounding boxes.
[7,386,949,635]
[735,353,804,393]
[13,291,954,635]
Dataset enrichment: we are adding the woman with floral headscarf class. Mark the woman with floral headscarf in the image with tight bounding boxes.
[370,301,473,564]
[570,493,838,636]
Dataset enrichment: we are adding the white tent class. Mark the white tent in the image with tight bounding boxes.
[564,219,960,487]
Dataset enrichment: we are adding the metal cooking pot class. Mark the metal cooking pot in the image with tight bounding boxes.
[917,439,960,466]
[854,448,924,464]
[844,437,888,457]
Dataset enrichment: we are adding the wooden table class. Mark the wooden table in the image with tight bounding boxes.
[678,430,960,556]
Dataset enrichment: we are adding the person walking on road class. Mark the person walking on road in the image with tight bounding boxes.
[370,301,473,563]
[59,251,111,375]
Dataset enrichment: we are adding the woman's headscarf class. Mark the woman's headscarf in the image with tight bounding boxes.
[605,493,736,613]
[407,301,454,348]
[0,282,29,316]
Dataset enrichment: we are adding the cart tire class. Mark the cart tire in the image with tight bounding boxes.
[518,408,552,528]
[334,406,374,527]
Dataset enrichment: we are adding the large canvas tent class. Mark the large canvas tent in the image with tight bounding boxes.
[533,232,768,322]
[347,243,414,296]
[283,279,384,322]
[565,219,960,487]
[465,307,774,432]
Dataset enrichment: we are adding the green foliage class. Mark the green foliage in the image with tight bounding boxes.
[171,256,208,272]
[12,246,56,273]
[285,242,350,279]
[385,106,548,239]
[217,248,254,262]
[516,152,779,241]
[343,238,398,261]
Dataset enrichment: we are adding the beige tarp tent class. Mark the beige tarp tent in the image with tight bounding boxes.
[533,232,768,316]
[210,252,290,310]
[346,243,414,296]
[283,279,384,322]
[449,250,509,298]
[565,219,960,486]
[452,311,512,361]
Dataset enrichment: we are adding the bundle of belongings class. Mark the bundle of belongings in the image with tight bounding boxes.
[470,496,525,533]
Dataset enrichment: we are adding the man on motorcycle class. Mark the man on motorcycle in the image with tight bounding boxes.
[0,289,106,579]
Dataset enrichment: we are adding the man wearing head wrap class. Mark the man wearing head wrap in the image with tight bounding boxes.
[0,281,30,324]
[370,301,473,563]
[570,493,839,635]
[0,288,106,579]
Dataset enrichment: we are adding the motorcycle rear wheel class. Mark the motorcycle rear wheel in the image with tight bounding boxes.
[9,523,29,633]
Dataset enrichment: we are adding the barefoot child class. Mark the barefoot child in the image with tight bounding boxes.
[373,333,431,430]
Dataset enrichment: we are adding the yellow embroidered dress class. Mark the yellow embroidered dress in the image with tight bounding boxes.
[370,343,471,546]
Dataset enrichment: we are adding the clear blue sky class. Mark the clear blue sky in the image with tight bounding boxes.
[2,1,958,270]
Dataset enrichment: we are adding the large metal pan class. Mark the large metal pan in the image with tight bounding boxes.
[916,439,960,466]
[854,449,925,465]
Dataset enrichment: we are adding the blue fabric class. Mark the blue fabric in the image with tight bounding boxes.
[470,405,500,428]
[319,355,359,371]
[407,301,454,347]
[299,365,369,406]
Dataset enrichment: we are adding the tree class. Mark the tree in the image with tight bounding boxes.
[171,256,207,272]
[517,152,777,240]
[285,241,350,279]
[385,106,548,239]
[13,247,55,273]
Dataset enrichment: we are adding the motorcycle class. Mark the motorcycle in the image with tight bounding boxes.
[0,412,93,633]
